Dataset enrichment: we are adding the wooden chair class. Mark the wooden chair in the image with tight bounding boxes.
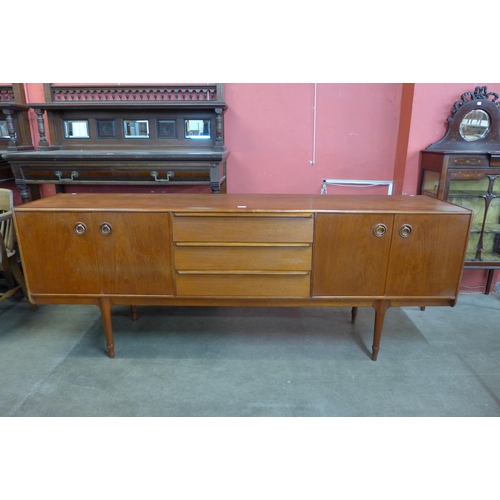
[0,188,33,306]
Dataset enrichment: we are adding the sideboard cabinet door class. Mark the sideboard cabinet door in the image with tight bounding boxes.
[92,212,173,296]
[384,214,470,297]
[312,213,394,296]
[14,211,101,295]
[15,211,174,297]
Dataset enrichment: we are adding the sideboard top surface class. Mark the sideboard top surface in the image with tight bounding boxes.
[13,193,472,215]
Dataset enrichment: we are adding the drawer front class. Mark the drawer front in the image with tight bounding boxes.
[21,166,212,184]
[175,273,311,297]
[450,156,489,167]
[113,167,210,183]
[21,166,112,182]
[174,244,312,271]
[173,215,314,243]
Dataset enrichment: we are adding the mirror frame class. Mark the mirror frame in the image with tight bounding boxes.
[426,86,500,152]
[123,119,150,139]
[63,120,90,139]
[459,108,491,142]
[184,119,211,139]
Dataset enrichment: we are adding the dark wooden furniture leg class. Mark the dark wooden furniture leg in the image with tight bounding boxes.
[351,306,358,324]
[485,269,494,295]
[131,305,137,321]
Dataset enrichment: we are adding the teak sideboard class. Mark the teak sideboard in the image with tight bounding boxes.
[13,193,472,360]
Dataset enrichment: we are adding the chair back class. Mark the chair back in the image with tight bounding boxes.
[0,188,15,258]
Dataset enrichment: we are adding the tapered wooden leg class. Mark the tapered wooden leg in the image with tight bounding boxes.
[351,306,358,324]
[371,300,391,361]
[130,305,137,321]
[99,297,115,358]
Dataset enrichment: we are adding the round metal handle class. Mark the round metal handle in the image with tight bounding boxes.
[100,223,113,236]
[74,222,87,236]
[399,224,412,238]
[373,223,387,238]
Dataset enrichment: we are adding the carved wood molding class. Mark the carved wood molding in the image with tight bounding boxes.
[43,84,225,103]
[451,86,500,116]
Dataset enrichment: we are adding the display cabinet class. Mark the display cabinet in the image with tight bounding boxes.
[3,84,229,202]
[420,86,500,293]
[0,84,34,184]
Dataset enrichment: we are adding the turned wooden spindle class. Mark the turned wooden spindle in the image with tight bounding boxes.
[34,108,49,148]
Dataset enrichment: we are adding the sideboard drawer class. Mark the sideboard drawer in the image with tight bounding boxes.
[172,215,314,243]
[175,272,311,297]
[174,244,312,271]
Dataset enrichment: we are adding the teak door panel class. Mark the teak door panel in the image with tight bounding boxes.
[312,214,394,296]
[385,214,470,297]
[92,212,173,296]
[14,211,101,295]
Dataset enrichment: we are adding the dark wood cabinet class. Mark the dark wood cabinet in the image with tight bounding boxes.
[420,86,500,293]
[0,84,34,185]
[14,193,471,361]
[3,84,229,202]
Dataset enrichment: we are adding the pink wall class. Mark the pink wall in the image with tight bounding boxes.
[224,83,402,194]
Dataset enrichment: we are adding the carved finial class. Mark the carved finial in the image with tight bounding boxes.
[452,86,500,115]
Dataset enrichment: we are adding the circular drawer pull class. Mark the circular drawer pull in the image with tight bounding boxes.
[373,223,387,237]
[399,224,412,238]
[74,222,87,236]
[100,223,113,236]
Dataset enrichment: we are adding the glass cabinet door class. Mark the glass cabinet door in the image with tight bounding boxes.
[448,175,500,263]
[420,170,440,197]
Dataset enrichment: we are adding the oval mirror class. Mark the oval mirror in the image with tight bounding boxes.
[459,109,490,142]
